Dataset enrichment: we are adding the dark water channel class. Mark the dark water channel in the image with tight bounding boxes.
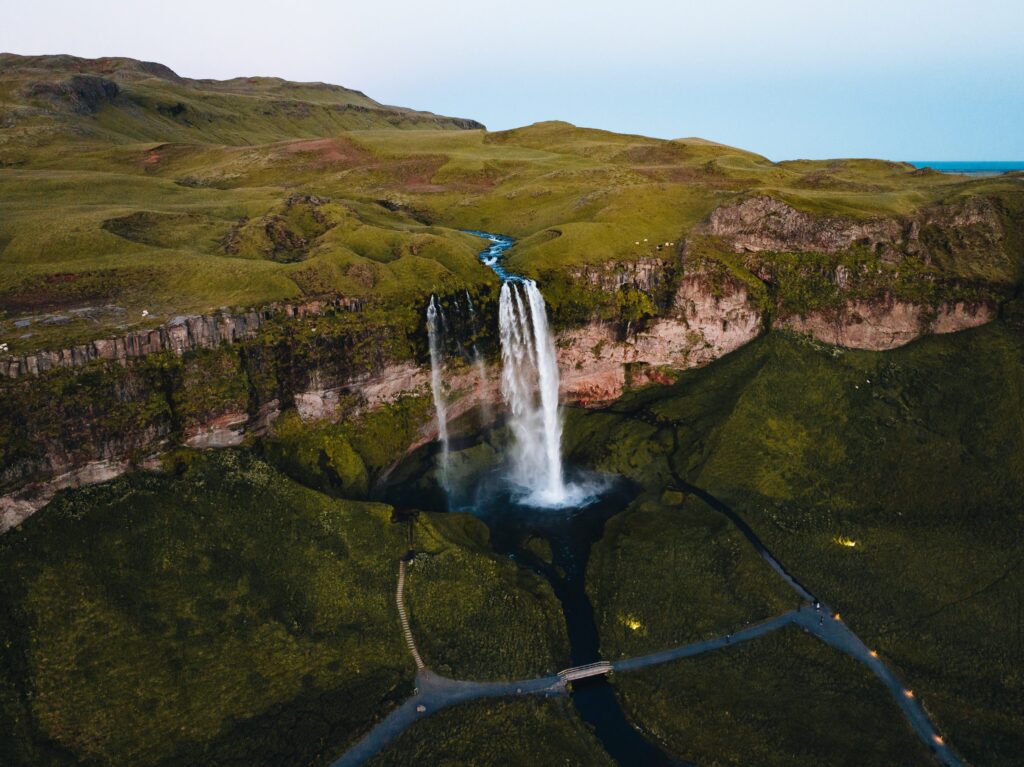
[379,438,678,767]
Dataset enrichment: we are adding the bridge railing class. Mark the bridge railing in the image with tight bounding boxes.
[558,661,612,681]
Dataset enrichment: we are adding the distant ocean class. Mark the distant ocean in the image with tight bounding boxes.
[909,161,1024,176]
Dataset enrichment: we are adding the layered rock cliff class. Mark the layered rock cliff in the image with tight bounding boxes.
[1,297,365,378]
[3,191,1017,530]
[694,194,1011,350]
[557,266,763,404]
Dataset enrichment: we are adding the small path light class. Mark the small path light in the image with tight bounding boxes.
[621,614,644,631]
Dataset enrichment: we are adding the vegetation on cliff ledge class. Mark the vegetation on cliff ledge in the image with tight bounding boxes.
[573,321,1024,766]
[2,55,1022,354]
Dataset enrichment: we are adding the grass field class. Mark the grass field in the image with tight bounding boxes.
[0,449,412,765]
[406,511,570,680]
[586,493,797,659]
[365,697,614,767]
[568,322,1024,766]
[3,56,1022,354]
[0,446,583,766]
[614,627,934,766]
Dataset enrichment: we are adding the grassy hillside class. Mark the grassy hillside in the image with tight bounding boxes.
[0,447,572,766]
[0,53,481,151]
[572,321,1024,766]
[2,55,1022,355]
[366,698,615,767]
[615,627,933,766]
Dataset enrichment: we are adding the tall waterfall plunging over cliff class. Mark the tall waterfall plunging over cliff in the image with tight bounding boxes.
[498,279,567,505]
[421,231,596,508]
[426,295,449,487]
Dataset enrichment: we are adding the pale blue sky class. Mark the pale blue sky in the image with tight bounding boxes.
[3,0,1022,160]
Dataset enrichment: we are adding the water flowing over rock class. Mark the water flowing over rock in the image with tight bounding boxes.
[426,295,450,487]
[498,280,566,505]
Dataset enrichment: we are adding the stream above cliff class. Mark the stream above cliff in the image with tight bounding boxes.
[393,230,676,765]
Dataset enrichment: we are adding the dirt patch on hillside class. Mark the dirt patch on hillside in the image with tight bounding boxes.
[274,136,372,168]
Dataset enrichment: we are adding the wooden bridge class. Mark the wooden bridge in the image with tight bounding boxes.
[396,560,424,669]
[558,661,612,681]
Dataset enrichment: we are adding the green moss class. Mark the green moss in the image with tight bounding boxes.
[343,396,433,478]
[406,512,570,680]
[615,627,933,766]
[171,346,250,426]
[0,450,411,766]
[587,495,796,659]
[262,410,370,498]
[367,697,615,767]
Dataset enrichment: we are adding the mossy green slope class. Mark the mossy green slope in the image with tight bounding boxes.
[586,493,796,659]
[366,698,615,767]
[406,512,570,680]
[0,450,411,766]
[615,627,933,766]
[569,322,1024,766]
[690,325,1024,767]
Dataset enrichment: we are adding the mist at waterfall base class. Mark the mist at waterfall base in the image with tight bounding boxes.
[497,279,608,508]
[424,278,609,512]
[383,233,674,766]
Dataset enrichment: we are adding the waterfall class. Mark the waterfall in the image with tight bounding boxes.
[498,280,567,505]
[426,295,450,487]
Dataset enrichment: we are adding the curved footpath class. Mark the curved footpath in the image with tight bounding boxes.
[332,235,962,766]
[333,551,962,767]
[332,668,565,767]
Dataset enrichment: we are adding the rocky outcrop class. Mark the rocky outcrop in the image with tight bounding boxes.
[0,459,134,532]
[568,257,672,294]
[1,297,365,378]
[778,297,996,350]
[25,74,121,114]
[702,194,1005,265]
[294,363,429,422]
[704,195,911,257]
[558,267,763,404]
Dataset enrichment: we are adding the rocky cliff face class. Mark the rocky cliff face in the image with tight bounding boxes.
[1,297,365,378]
[702,194,1005,265]
[558,266,763,403]
[777,297,996,350]
[2,192,1014,530]
[697,193,1010,349]
[704,195,913,259]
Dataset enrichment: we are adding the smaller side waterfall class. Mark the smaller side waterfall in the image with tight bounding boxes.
[499,280,567,505]
[426,295,450,487]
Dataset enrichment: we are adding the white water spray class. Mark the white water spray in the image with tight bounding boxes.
[426,295,450,487]
[498,280,569,506]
